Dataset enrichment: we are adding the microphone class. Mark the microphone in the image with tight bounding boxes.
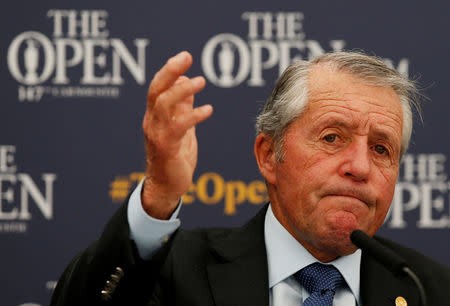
[350,230,407,275]
[350,230,428,306]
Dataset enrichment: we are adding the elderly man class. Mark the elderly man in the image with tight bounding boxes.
[51,51,450,306]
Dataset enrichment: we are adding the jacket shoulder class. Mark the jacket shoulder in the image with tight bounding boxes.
[374,235,450,298]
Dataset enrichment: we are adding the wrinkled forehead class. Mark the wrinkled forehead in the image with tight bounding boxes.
[303,64,404,135]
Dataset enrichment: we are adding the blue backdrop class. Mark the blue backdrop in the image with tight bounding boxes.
[1,1,449,305]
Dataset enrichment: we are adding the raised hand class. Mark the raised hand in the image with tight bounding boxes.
[141,51,213,219]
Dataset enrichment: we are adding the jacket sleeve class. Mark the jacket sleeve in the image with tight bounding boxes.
[50,202,175,306]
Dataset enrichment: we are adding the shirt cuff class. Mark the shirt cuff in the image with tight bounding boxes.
[127,179,181,259]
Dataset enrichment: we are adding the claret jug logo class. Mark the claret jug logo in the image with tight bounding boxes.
[7,9,149,102]
[202,11,410,88]
[0,145,57,233]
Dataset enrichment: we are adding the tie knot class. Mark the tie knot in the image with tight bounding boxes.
[295,263,345,294]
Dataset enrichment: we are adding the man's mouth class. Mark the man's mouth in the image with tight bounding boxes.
[323,188,374,208]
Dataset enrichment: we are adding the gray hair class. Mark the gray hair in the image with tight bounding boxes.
[255,51,420,161]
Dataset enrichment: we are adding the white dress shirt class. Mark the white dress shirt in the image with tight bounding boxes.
[127,180,362,305]
[264,205,361,306]
[127,180,181,259]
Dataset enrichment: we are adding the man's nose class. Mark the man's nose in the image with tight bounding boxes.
[339,140,371,182]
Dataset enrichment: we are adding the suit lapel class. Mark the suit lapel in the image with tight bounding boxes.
[207,206,269,306]
[204,205,422,306]
[360,250,419,306]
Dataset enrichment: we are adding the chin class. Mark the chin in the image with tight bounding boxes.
[320,238,359,259]
[319,228,360,257]
[336,240,360,256]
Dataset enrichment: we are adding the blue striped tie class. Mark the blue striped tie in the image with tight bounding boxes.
[295,262,345,306]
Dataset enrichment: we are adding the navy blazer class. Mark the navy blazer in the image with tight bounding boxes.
[51,203,450,306]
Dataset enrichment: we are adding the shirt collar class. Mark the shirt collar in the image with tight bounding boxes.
[264,204,361,303]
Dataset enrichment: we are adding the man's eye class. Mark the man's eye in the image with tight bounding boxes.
[374,145,388,155]
[323,134,338,143]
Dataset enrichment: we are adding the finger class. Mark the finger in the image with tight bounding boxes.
[155,76,206,110]
[174,77,195,105]
[174,75,190,85]
[173,76,193,104]
[172,104,213,138]
[148,51,193,106]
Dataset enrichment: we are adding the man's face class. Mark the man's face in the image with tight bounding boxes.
[263,65,403,261]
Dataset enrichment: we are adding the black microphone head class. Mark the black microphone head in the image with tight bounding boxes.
[350,229,367,245]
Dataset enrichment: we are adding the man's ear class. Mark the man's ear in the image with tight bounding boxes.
[254,133,277,185]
